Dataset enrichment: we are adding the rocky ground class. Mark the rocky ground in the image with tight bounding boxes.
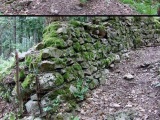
[78,46,160,120]
[0,0,138,15]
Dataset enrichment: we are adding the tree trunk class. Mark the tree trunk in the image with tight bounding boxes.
[13,17,17,50]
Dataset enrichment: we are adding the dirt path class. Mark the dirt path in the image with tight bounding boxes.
[78,46,160,120]
[0,0,138,15]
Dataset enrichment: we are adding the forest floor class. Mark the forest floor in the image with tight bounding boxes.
[0,0,138,15]
[78,46,160,120]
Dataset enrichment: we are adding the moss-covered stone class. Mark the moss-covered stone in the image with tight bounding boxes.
[43,22,65,48]
[63,71,75,82]
[94,41,102,50]
[79,37,85,44]
[25,54,33,67]
[89,79,99,90]
[42,47,63,59]
[72,63,82,71]
[84,34,92,43]
[63,63,84,82]
[84,43,94,51]
[51,58,66,69]
[22,74,35,89]
[75,28,81,38]
[35,42,45,50]
[25,53,42,71]
[43,22,63,41]
[43,37,65,48]
[75,53,84,63]
[69,20,82,27]
[39,61,55,72]
[63,47,75,57]
[55,73,64,86]
[48,84,73,101]
[73,42,82,52]
[19,69,26,81]
[82,52,96,61]
[84,65,98,75]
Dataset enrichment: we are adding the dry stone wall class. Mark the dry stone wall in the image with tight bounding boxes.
[12,17,160,119]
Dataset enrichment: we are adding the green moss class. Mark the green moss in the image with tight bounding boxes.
[43,37,65,48]
[63,47,75,57]
[85,34,92,43]
[63,71,75,82]
[73,42,82,52]
[19,69,25,81]
[22,74,35,89]
[72,63,82,71]
[43,22,60,38]
[89,79,99,90]
[81,45,86,51]
[52,58,66,66]
[55,73,64,86]
[67,100,77,111]
[63,64,84,82]
[42,22,65,48]
[82,52,95,61]
[101,54,116,67]
[69,20,82,27]
[75,28,81,37]
[61,35,68,40]
[48,84,73,101]
[94,41,102,49]
[133,36,142,48]
[25,55,33,67]
[25,52,42,71]
[49,89,65,100]
[84,43,94,51]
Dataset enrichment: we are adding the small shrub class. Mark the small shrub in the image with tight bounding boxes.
[69,79,88,100]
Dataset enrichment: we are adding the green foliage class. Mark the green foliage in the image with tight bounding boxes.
[25,55,34,71]
[71,116,80,120]
[43,22,65,48]
[25,52,42,72]
[0,83,11,102]
[3,112,16,120]
[55,73,64,86]
[73,42,82,52]
[21,74,34,89]
[43,97,61,113]
[120,0,159,14]
[79,0,87,4]
[0,56,14,80]
[69,79,88,100]
[44,37,65,48]
[83,52,95,61]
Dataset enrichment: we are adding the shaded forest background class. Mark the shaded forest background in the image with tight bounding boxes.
[0,17,44,58]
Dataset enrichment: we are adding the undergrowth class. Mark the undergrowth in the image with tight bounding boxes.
[120,0,159,15]
[0,56,15,81]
